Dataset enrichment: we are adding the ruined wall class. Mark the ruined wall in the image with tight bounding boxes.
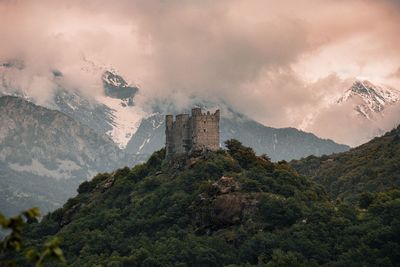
[165,114,190,156]
[165,108,220,158]
[165,115,174,156]
[174,114,190,154]
[191,108,220,151]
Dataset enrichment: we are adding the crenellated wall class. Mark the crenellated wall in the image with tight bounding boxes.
[165,108,220,158]
[191,108,220,151]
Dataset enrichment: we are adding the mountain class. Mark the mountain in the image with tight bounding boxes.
[291,125,400,201]
[17,142,400,266]
[0,96,144,216]
[52,87,146,149]
[52,82,350,161]
[0,61,349,218]
[52,88,114,138]
[0,60,349,160]
[51,70,145,149]
[337,79,400,120]
[127,112,349,161]
[125,113,166,155]
[102,70,138,101]
[0,60,146,150]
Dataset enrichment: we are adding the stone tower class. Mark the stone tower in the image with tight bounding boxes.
[165,108,220,158]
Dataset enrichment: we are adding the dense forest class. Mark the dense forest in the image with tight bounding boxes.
[291,125,400,202]
[4,138,398,266]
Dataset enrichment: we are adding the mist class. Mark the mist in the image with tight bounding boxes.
[1,0,400,146]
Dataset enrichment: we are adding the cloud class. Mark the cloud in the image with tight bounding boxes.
[305,102,378,146]
[389,67,400,79]
[306,101,400,146]
[0,0,399,146]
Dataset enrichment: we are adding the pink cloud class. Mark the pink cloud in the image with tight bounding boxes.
[0,0,399,145]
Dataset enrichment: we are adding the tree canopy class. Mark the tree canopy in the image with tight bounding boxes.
[7,139,400,266]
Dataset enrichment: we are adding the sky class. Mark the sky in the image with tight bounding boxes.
[0,0,400,146]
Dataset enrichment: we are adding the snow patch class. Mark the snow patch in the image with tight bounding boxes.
[96,95,148,148]
[138,137,151,152]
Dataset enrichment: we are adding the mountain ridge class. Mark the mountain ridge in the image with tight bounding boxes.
[127,111,349,161]
[291,124,400,201]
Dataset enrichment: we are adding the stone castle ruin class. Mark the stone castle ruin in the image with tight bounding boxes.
[165,108,220,158]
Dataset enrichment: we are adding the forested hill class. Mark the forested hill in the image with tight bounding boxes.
[17,140,399,266]
[291,125,400,201]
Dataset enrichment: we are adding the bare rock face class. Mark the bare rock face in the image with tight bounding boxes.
[99,175,116,193]
[193,176,259,230]
[60,204,81,227]
[212,176,240,194]
[210,176,256,225]
[102,177,115,190]
[213,193,259,225]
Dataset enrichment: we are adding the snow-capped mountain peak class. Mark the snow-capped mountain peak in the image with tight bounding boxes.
[102,70,138,101]
[53,69,146,149]
[103,70,128,87]
[337,79,400,119]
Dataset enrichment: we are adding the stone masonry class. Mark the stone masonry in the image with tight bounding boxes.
[165,108,220,158]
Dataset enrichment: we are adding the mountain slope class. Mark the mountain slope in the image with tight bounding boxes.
[52,89,350,161]
[19,142,400,266]
[220,117,349,161]
[0,96,143,216]
[52,82,145,149]
[291,125,400,200]
[127,113,349,161]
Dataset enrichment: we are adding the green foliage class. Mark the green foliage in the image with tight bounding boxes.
[225,139,258,169]
[265,249,318,267]
[1,208,41,255]
[0,208,65,266]
[258,195,304,228]
[77,173,109,194]
[359,192,374,209]
[292,125,400,201]
[128,164,150,182]
[76,181,93,194]
[25,238,65,267]
[20,145,400,266]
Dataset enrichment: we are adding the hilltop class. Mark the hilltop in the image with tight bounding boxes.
[291,125,400,201]
[17,140,399,266]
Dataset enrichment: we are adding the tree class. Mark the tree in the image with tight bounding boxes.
[225,139,258,169]
[0,208,65,266]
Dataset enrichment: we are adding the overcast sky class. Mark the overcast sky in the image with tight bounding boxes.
[1,0,400,146]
